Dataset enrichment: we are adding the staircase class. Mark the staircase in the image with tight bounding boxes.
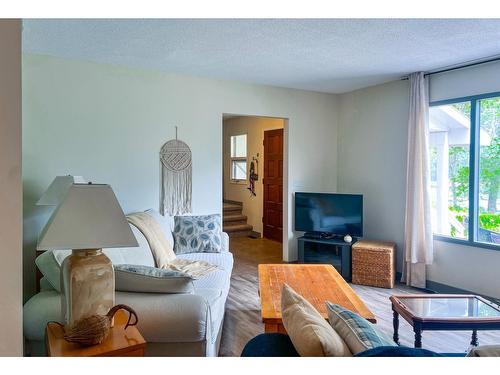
[223,201,254,237]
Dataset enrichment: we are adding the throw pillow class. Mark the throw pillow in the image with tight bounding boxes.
[173,214,222,254]
[281,284,351,357]
[326,302,397,354]
[467,345,500,357]
[114,264,194,294]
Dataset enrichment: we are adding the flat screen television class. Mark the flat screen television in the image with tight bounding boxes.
[294,192,363,237]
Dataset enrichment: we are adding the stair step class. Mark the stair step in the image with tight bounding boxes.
[223,203,242,212]
[222,201,250,237]
[227,230,254,238]
[223,223,253,233]
[223,214,248,223]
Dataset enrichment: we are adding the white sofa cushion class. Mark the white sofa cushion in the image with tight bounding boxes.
[177,252,233,272]
[103,224,156,266]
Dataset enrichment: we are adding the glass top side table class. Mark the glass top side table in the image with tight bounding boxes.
[390,294,500,349]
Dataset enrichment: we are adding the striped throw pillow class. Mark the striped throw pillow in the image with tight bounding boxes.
[326,302,397,354]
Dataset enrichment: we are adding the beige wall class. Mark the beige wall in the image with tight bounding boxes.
[223,116,284,234]
[0,19,23,356]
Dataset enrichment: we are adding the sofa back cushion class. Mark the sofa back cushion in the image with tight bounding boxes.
[36,223,155,292]
[144,209,175,248]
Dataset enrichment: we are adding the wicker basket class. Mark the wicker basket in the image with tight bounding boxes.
[352,240,396,289]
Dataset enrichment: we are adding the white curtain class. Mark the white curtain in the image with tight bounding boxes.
[403,72,433,288]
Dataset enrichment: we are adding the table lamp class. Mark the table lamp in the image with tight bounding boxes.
[37,183,138,328]
[36,175,87,206]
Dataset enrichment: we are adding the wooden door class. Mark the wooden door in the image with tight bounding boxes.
[263,128,283,242]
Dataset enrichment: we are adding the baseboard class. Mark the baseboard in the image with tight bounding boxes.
[249,231,261,238]
[425,280,472,295]
[395,272,499,304]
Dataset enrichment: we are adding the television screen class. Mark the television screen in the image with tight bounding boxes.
[294,192,363,237]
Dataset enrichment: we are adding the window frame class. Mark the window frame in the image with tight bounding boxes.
[229,133,248,183]
[430,90,500,252]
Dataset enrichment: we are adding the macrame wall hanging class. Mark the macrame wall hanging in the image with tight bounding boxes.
[159,127,192,216]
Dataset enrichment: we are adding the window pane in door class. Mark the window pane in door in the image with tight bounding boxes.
[231,160,247,180]
[478,97,500,245]
[231,134,247,157]
[429,102,471,239]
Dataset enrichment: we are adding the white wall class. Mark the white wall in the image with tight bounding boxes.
[22,54,338,299]
[338,80,410,271]
[223,116,284,235]
[338,61,500,298]
[0,20,23,356]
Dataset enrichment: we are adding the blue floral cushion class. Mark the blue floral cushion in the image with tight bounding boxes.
[326,302,397,354]
[173,214,222,254]
[114,264,194,294]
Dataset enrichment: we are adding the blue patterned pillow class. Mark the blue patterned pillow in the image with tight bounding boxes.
[173,214,222,254]
[326,302,397,354]
[114,264,194,294]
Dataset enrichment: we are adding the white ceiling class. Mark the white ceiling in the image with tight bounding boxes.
[22,19,500,94]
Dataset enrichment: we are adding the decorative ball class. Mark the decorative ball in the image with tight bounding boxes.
[343,235,352,243]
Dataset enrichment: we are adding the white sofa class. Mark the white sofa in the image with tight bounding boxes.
[23,211,233,357]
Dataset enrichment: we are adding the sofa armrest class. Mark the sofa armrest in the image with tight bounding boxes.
[24,290,214,345]
[24,291,61,342]
[116,291,211,343]
[221,232,230,253]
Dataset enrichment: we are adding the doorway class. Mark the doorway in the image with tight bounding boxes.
[222,115,285,244]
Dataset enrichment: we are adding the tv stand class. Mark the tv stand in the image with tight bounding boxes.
[298,236,357,281]
[303,232,345,240]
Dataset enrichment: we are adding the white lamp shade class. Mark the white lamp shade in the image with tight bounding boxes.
[36,175,87,206]
[37,184,138,250]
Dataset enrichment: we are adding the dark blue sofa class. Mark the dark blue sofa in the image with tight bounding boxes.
[241,333,466,357]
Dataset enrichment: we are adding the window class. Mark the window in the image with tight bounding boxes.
[230,134,247,181]
[429,93,499,248]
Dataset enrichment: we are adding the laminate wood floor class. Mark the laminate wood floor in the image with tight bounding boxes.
[219,236,500,356]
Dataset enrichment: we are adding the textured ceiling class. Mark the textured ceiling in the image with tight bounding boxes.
[22,19,500,93]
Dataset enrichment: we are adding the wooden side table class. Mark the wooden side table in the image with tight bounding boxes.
[46,310,146,357]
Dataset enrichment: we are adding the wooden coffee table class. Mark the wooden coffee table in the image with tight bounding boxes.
[390,294,500,348]
[258,264,376,333]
